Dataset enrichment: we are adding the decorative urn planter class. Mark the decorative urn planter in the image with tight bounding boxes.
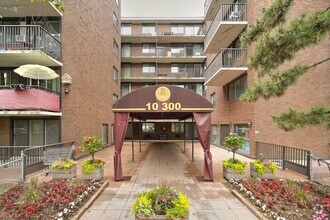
[81,167,104,181]
[223,166,246,180]
[250,162,275,179]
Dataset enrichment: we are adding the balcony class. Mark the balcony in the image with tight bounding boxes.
[121,24,205,43]
[0,25,62,67]
[204,0,232,21]
[0,85,60,116]
[122,48,206,63]
[121,67,205,83]
[204,48,247,86]
[204,3,247,53]
[0,0,62,17]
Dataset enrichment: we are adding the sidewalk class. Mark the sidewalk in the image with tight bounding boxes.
[76,141,306,220]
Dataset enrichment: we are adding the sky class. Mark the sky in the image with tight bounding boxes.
[121,0,205,18]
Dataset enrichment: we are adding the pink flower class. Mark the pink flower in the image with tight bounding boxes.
[87,137,92,143]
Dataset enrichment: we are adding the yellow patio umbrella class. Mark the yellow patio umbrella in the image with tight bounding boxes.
[14,64,59,80]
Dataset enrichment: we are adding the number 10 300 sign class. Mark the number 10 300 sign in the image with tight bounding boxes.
[146,102,182,111]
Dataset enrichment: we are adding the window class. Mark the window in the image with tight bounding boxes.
[122,44,131,57]
[185,83,203,96]
[210,93,215,106]
[234,124,250,154]
[113,13,119,30]
[142,64,156,73]
[102,124,109,145]
[113,67,118,83]
[13,119,60,146]
[142,123,155,132]
[122,63,131,78]
[121,83,131,97]
[142,44,156,54]
[211,125,218,145]
[171,24,203,35]
[113,93,118,104]
[228,74,247,101]
[113,39,119,56]
[142,24,155,35]
[121,24,131,35]
[171,123,184,132]
[171,44,185,55]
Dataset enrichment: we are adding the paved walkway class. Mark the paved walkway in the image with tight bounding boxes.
[77,141,306,220]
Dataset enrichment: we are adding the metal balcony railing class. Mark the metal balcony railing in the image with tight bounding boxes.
[0,25,62,61]
[204,48,247,82]
[121,67,204,80]
[204,3,247,48]
[204,0,211,14]
[122,47,204,58]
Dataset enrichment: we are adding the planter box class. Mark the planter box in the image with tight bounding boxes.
[52,165,77,180]
[223,166,246,180]
[250,162,275,179]
[135,213,188,220]
[81,168,104,181]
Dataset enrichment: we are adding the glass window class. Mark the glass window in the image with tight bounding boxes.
[122,63,131,78]
[142,64,156,73]
[45,120,60,145]
[113,39,119,56]
[142,44,156,54]
[142,24,155,35]
[13,120,29,146]
[113,94,118,104]
[122,44,131,57]
[211,125,218,145]
[113,13,119,30]
[113,67,118,83]
[228,74,247,101]
[171,123,184,132]
[210,93,216,106]
[121,83,131,97]
[171,44,185,55]
[142,123,155,132]
[102,124,109,145]
[30,120,44,146]
[121,24,131,35]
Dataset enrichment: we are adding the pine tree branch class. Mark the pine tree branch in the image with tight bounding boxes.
[272,105,330,131]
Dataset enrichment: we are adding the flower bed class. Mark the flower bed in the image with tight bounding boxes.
[0,178,101,219]
[228,178,330,220]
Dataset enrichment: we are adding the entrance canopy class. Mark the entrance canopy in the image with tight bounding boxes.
[112,85,214,181]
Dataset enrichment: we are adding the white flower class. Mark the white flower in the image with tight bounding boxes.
[57,212,63,217]
[84,191,88,195]
[256,200,261,205]
[250,196,254,200]
[261,205,267,212]
[69,202,75,207]
[63,208,68,214]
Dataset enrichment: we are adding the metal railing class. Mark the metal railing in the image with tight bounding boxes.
[122,48,204,58]
[255,142,311,178]
[122,67,204,80]
[0,25,62,61]
[0,146,31,165]
[21,142,74,179]
[204,0,212,14]
[0,158,23,192]
[204,3,247,48]
[310,156,330,186]
[0,85,60,94]
[121,24,204,36]
[204,48,247,82]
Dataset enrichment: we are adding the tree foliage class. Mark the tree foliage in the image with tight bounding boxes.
[30,0,66,12]
[239,0,330,131]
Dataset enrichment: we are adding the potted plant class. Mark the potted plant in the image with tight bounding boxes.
[51,157,77,180]
[222,133,247,180]
[130,180,190,219]
[250,158,277,179]
[81,136,105,180]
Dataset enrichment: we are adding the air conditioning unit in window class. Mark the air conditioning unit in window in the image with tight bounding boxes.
[15,35,26,42]
[162,32,173,35]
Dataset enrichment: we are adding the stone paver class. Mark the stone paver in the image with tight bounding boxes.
[51,140,306,220]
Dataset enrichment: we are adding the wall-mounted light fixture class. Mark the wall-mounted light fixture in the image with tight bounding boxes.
[3,72,7,86]
[61,73,72,85]
[248,122,252,127]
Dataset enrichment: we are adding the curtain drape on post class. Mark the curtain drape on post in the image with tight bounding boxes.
[193,112,213,181]
[114,112,129,181]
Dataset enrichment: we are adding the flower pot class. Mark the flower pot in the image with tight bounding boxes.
[223,166,246,180]
[250,162,275,179]
[135,213,189,220]
[52,164,77,180]
[81,168,104,180]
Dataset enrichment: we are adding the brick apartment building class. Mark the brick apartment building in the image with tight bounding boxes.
[0,0,120,152]
[0,0,329,159]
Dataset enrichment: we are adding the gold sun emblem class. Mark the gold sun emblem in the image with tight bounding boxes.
[155,86,171,102]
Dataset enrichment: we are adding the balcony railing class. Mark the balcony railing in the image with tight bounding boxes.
[0,86,60,112]
[122,48,204,58]
[0,25,62,61]
[204,48,247,82]
[204,0,211,14]
[204,3,247,48]
[121,67,204,80]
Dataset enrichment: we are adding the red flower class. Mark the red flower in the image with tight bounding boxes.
[87,137,92,143]
[27,211,33,216]
[5,204,12,209]
[98,159,102,163]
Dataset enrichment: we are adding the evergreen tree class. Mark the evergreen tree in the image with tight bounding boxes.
[240,0,330,131]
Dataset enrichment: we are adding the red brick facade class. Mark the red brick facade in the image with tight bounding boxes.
[206,0,330,158]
